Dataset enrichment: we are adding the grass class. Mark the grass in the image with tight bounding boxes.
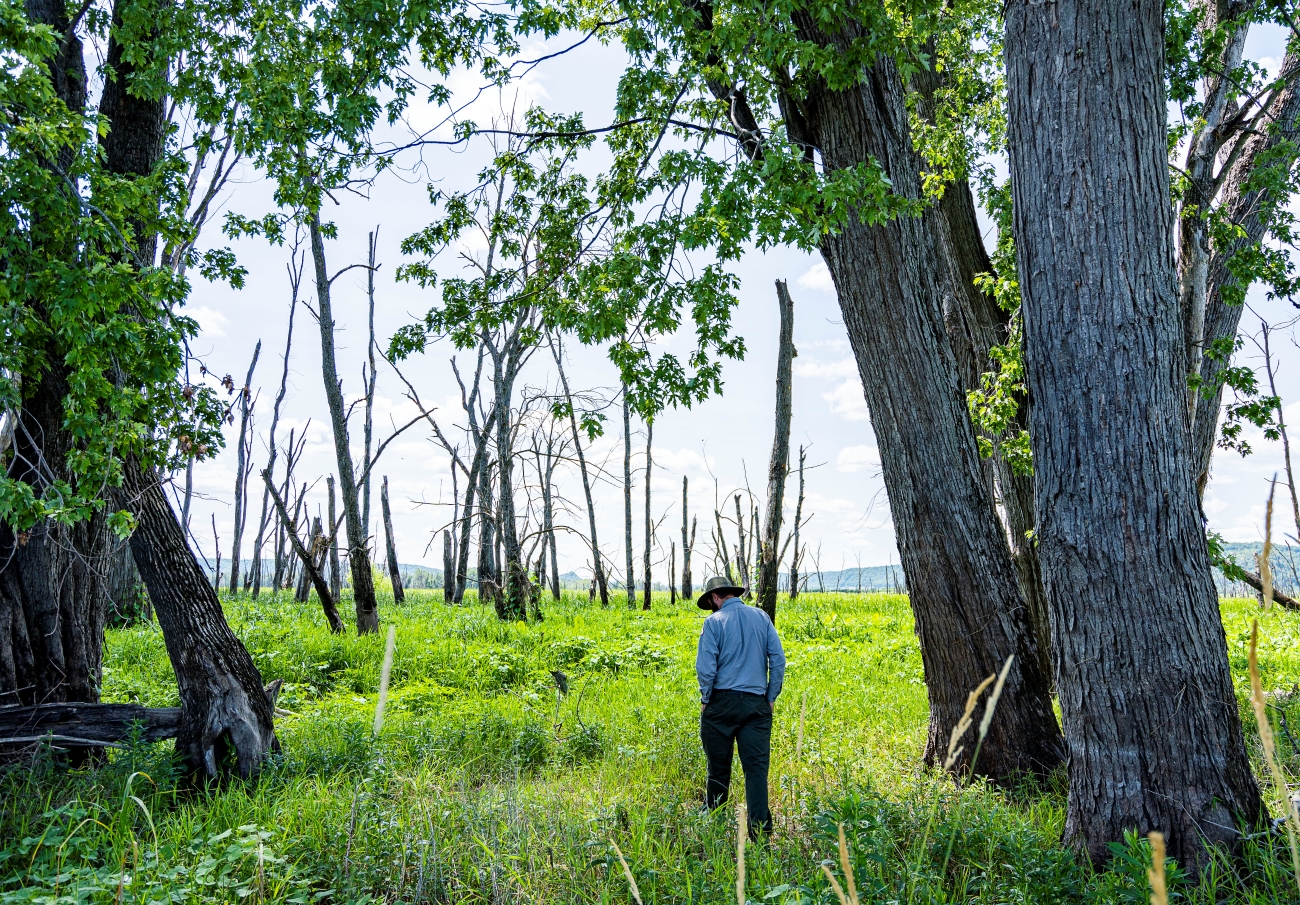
[3,590,1300,903]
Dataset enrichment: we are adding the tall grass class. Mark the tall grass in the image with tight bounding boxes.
[1,591,1299,903]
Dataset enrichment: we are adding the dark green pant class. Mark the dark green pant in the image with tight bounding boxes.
[701,691,772,834]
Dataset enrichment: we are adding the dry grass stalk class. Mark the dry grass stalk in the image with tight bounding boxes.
[943,673,996,771]
[820,863,849,905]
[1248,620,1300,892]
[1260,480,1277,609]
[736,802,747,905]
[837,823,859,905]
[609,838,643,905]
[1146,831,1166,905]
[373,625,396,736]
[978,656,1015,742]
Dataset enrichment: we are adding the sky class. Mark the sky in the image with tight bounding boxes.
[177,23,1300,582]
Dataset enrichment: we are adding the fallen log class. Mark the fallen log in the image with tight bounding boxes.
[0,702,181,749]
[0,681,282,751]
[1239,569,1300,610]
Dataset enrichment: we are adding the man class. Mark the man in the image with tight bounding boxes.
[695,575,786,836]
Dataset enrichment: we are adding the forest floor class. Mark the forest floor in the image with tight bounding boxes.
[3,590,1300,904]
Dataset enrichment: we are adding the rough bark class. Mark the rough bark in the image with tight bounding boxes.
[228,342,261,594]
[550,335,608,605]
[487,323,529,620]
[756,280,795,623]
[308,211,378,633]
[380,476,405,603]
[785,19,1064,784]
[0,701,181,749]
[117,457,277,777]
[1005,0,1264,868]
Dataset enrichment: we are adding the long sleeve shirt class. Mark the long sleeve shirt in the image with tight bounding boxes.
[695,596,786,704]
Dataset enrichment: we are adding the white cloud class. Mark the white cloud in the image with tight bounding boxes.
[795,357,857,380]
[836,445,880,473]
[189,305,230,338]
[796,261,835,294]
[824,380,870,421]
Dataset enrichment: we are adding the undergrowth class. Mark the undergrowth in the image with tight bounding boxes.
[2,592,1299,903]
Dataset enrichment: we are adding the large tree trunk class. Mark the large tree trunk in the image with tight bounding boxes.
[755,280,795,623]
[1005,0,1264,869]
[308,211,378,634]
[491,343,527,620]
[118,457,277,777]
[789,25,1064,785]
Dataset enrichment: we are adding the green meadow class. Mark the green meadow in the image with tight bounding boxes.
[4,590,1300,903]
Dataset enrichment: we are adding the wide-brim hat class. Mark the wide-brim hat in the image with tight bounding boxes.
[696,575,744,609]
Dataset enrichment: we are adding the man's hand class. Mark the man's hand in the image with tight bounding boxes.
[768,700,775,714]
[701,701,707,713]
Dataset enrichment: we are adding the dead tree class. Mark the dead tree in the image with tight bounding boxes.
[788,446,807,602]
[623,386,636,607]
[549,335,609,605]
[442,530,454,600]
[642,420,654,610]
[211,516,222,593]
[381,476,405,603]
[756,280,795,622]
[360,231,380,536]
[263,473,342,633]
[714,509,736,586]
[251,267,300,598]
[681,476,695,599]
[307,210,378,633]
[228,341,262,594]
[733,494,751,597]
[670,541,677,605]
[327,476,341,602]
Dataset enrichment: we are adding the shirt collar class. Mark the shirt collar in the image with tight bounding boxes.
[719,595,743,609]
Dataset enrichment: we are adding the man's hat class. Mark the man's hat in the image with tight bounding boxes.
[696,575,744,610]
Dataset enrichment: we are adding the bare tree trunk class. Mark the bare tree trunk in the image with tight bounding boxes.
[714,510,736,586]
[623,387,636,608]
[550,335,608,605]
[252,286,297,599]
[381,476,405,603]
[308,210,378,634]
[756,280,795,622]
[441,530,454,601]
[642,420,653,609]
[669,542,677,606]
[212,517,222,594]
[733,494,750,597]
[228,342,262,595]
[181,457,194,537]
[788,447,806,602]
[263,473,342,633]
[488,325,529,620]
[119,457,277,777]
[542,443,561,601]
[681,476,694,599]
[361,231,379,535]
[478,459,499,609]
[455,409,494,604]
[1006,0,1263,868]
[327,476,341,602]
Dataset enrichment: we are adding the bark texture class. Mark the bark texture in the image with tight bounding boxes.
[117,457,277,777]
[784,21,1064,784]
[755,280,795,623]
[1005,0,1264,868]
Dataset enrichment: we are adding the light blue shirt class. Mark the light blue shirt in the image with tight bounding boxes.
[696,596,786,704]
